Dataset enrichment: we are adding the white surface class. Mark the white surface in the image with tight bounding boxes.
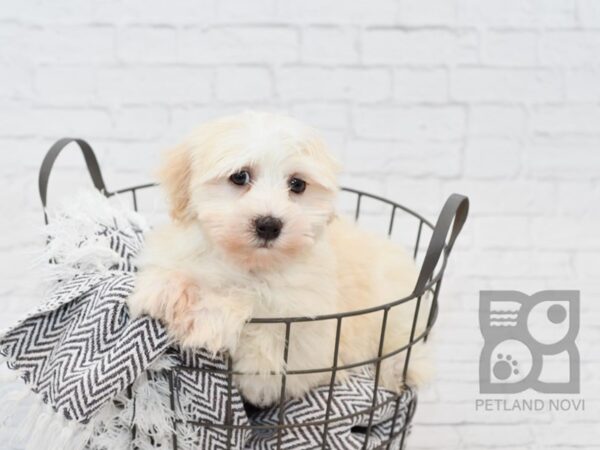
[1,0,599,448]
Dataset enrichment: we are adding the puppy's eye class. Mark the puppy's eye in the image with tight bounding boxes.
[229,170,251,186]
[288,177,307,194]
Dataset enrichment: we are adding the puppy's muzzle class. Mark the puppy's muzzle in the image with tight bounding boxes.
[254,216,283,241]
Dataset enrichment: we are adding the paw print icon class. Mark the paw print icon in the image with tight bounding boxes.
[479,290,580,394]
[493,352,522,381]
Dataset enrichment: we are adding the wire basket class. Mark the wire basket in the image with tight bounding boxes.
[38,138,469,450]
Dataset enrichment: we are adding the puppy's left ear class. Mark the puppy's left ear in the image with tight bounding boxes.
[158,143,195,222]
[304,134,341,193]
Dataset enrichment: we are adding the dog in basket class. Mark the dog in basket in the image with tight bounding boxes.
[128,111,430,407]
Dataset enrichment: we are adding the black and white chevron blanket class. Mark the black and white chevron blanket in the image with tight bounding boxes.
[0,192,414,450]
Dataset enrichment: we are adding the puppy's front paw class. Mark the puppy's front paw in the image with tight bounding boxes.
[128,270,251,355]
[128,270,201,344]
[179,289,252,354]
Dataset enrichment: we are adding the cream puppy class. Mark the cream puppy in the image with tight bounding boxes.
[128,112,430,407]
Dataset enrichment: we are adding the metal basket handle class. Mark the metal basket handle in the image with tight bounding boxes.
[39,138,108,224]
[413,193,469,295]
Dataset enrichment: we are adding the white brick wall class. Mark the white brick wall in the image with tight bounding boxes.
[1,1,599,449]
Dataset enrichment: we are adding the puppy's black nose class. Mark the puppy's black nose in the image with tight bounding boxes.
[254,216,283,241]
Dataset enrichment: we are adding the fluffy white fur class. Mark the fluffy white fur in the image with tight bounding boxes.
[128,111,430,407]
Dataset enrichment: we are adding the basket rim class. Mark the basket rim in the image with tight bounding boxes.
[106,183,448,324]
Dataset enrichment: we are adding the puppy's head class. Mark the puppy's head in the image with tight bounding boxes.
[160,112,340,270]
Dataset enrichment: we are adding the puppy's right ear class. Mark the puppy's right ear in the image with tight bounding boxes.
[158,144,195,222]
